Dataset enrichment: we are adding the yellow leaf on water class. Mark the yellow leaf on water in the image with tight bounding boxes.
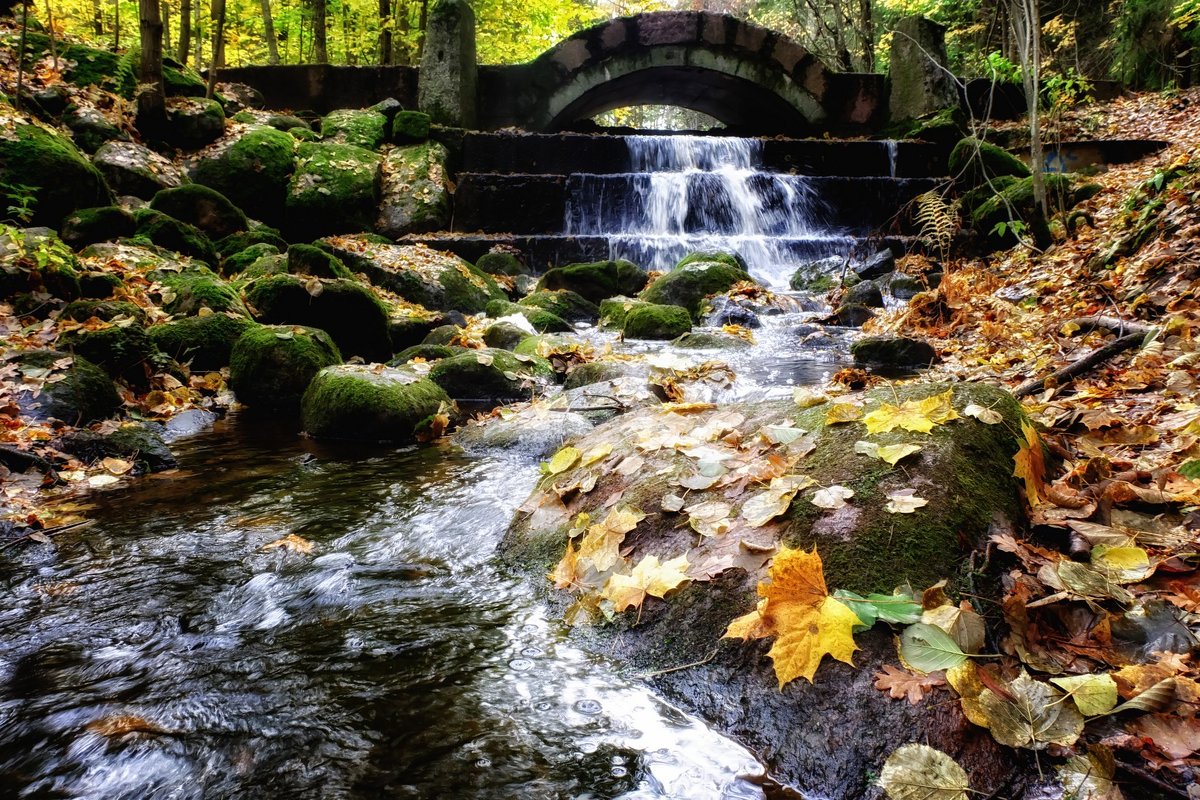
[261,533,314,554]
[601,553,690,613]
[102,457,133,475]
[546,446,581,475]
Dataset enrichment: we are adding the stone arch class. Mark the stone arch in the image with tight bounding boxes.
[522,12,834,134]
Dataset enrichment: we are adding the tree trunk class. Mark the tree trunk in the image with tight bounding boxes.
[177,0,189,62]
[205,0,225,97]
[311,0,327,63]
[378,0,391,64]
[161,0,170,57]
[1009,0,1046,219]
[137,0,167,141]
[44,0,58,69]
[416,0,427,59]
[260,0,278,63]
[92,0,104,37]
[858,0,873,70]
[114,0,120,49]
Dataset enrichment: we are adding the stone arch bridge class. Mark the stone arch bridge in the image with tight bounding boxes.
[218,6,885,135]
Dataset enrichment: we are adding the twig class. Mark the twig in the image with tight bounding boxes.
[1,519,95,551]
[637,646,719,679]
[1114,759,1191,799]
[1014,317,1158,398]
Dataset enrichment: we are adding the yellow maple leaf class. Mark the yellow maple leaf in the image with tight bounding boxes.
[825,402,863,425]
[1012,419,1048,506]
[577,506,646,573]
[863,389,960,435]
[549,540,580,590]
[724,598,771,640]
[602,554,690,613]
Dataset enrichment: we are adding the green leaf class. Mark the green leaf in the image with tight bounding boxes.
[833,589,923,628]
[1049,673,1119,716]
[900,623,967,672]
[1179,459,1200,479]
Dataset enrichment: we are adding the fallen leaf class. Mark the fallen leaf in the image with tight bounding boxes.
[963,403,1003,424]
[922,604,986,654]
[811,484,855,509]
[885,490,928,514]
[1049,673,1119,716]
[685,500,732,537]
[545,446,581,476]
[1056,746,1123,800]
[741,475,815,526]
[261,533,314,554]
[979,671,1084,750]
[1012,419,1048,506]
[825,402,863,424]
[878,744,969,800]
[602,554,691,613]
[832,588,923,626]
[101,457,133,475]
[1131,714,1200,759]
[874,664,946,705]
[855,440,923,465]
[863,390,959,435]
[900,622,967,672]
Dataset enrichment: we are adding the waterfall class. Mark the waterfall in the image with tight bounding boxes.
[563,135,854,288]
[883,139,899,178]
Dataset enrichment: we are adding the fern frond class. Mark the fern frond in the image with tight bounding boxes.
[914,191,959,259]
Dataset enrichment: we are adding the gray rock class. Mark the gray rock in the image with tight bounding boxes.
[842,280,884,308]
[455,409,594,458]
[853,249,895,279]
[887,16,959,122]
[375,142,451,237]
[419,0,477,127]
[94,142,189,199]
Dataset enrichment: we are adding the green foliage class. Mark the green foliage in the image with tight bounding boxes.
[1,182,38,225]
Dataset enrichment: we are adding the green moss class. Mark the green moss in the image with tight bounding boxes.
[266,114,310,132]
[290,128,319,142]
[476,251,529,276]
[881,106,966,148]
[0,122,113,226]
[134,209,219,266]
[518,289,599,324]
[243,273,392,362]
[150,184,248,240]
[391,111,431,143]
[597,296,648,328]
[671,331,751,349]
[239,253,289,280]
[60,206,136,249]
[60,299,145,324]
[216,228,289,259]
[639,261,753,319]
[192,127,296,225]
[165,98,226,149]
[163,61,208,97]
[376,142,451,236]
[150,264,248,316]
[286,244,352,279]
[229,324,342,408]
[286,142,381,238]
[148,313,256,371]
[676,251,746,271]
[389,343,464,364]
[320,109,388,150]
[948,137,1030,190]
[483,321,533,351]
[428,348,554,405]
[8,349,121,424]
[0,226,82,300]
[535,260,648,303]
[58,322,172,389]
[512,334,574,357]
[486,299,571,333]
[562,361,630,390]
[223,243,281,276]
[970,174,1076,249]
[849,336,937,367]
[422,324,463,345]
[622,303,692,340]
[301,364,450,441]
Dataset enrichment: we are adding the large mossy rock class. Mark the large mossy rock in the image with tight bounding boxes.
[428,348,554,406]
[640,259,753,319]
[148,262,248,316]
[485,299,571,333]
[93,141,188,199]
[7,349,121,424]
[64,104,128,154]
[60,206,137,249]
[286,142,381,238]
[0,227,82,300]
[133,209,219,266]
[165,98,225,149]
[148,313,256,371]
[191,126,296,225]
[319,109,388,150]
[476,250,529,277]
[0,120,112,227]
[535,260,648,304]
[57,322,172,389]
[58,422,177,474]
[375,142,451,237]
[242,273,391,362]
[286,243,352,279]
[850,336,938,369]
[622,303,692,340]
[150,184,248,240]
[498,382,1029,796]
[301,364,450,442]
[518,289,599,324]
[61,299,146,325]
[968,174,1092,249]
[322,237,503,314]
[948,137,1030,191]
[229,324,342,409]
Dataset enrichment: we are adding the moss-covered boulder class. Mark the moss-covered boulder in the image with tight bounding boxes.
[7,349,121,424]
[881,106,967,149]
[229,324,342,409]
[165,98,225,150]
[562,361,635,391]
[789,256,849,292]
[93,141,188,199]
[148,312,257,370]
[476,250,529,277]
[58,421,176,473]
[58,322,172,388]
[518,290,599,324]
[149,263,248,316]
[0,120,112,227]
[319,109,388,150]
[829,303,875,327]
[242,274,391,362]
[322,238,503,314]
[851,336,938,368]
[60,299,145,325]
[286,142,381,237]
[286,243,352,279]
[428,348,555,406]
[222,242,280,276]
[535,260,648,304]
[497,382,1029,795]
[150,184,248,240]
[843,280,884,308]
[485,299,571,333]
[266,114,310,132]
[391,110,431,143]
[483,321,533,351]
[622,303,692,340]
[375,142,451,237]
[301,364,450,441]
[389,343,464,365]
[133,209,219,266]
[60,206,137,249]
[640,259,753,319]
[64,104,128,154]
[78,270,124,299]
[948,137,1030,191]
[597,296,648,328]
[216,228,289,260]
[388,314,449,352]
[0,226,82,300]
[422,324,464,345]
[969,173,1086,249]
[191,126,296,225]
[677,251,747,271]
[671,331,752,349]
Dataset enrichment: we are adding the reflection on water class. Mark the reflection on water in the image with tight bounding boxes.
[0,425,765,799]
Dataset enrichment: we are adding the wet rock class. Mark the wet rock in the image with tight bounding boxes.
[0,228,82,300]
[60,206,137,249]
[286,143,381,237]
[163,408,219,440]
[561,376,658,424]
[191,126,296,225]
[671,331,752,350]
[702,295,760,328]
[78,270,124,299]
[7,349,121,424]
[854,249,895,280]
[851,336,938,368]
[788,256,847,292]
[322,237,503,314]
[229,324,342,409]
[165,98,226,149]
[391,110,431,143]
[301,364,449,442]
[949,137,1030,191]
[389,343,465,365]
[476,249,529,277]
[519,289,599,324]
[320,108,388,150]
[59,421,176,473]
[486,299,572,333]
[63,104,128,154]
[677,251,748,271]
[535,260,648,304]
[242,274,391,362]
[562,361,636,391]
[370,98,405,124]
[828,303,875,327]
[622,303,692,340]
[0,121,112,227]
[58,322,175,389]
[640,258,753,319]
[597,296,648,328]
[93,141,189,199]
[885,272,925,300]
[842,280,884,308]
[428,348,555,407]
[375,142,451,237]
[387,315,448,352]
[149,184,248,240]
[148,313,257,371]
[423,324,463,345]
[455,408,594,458]
[483,321,533,351]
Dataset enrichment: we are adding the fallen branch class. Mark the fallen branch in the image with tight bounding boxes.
[1014,317,1158,398]
[0,519,95,552]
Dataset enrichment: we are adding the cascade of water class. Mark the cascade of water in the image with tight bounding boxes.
[564,134,855,287]
[884,139,899,178]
